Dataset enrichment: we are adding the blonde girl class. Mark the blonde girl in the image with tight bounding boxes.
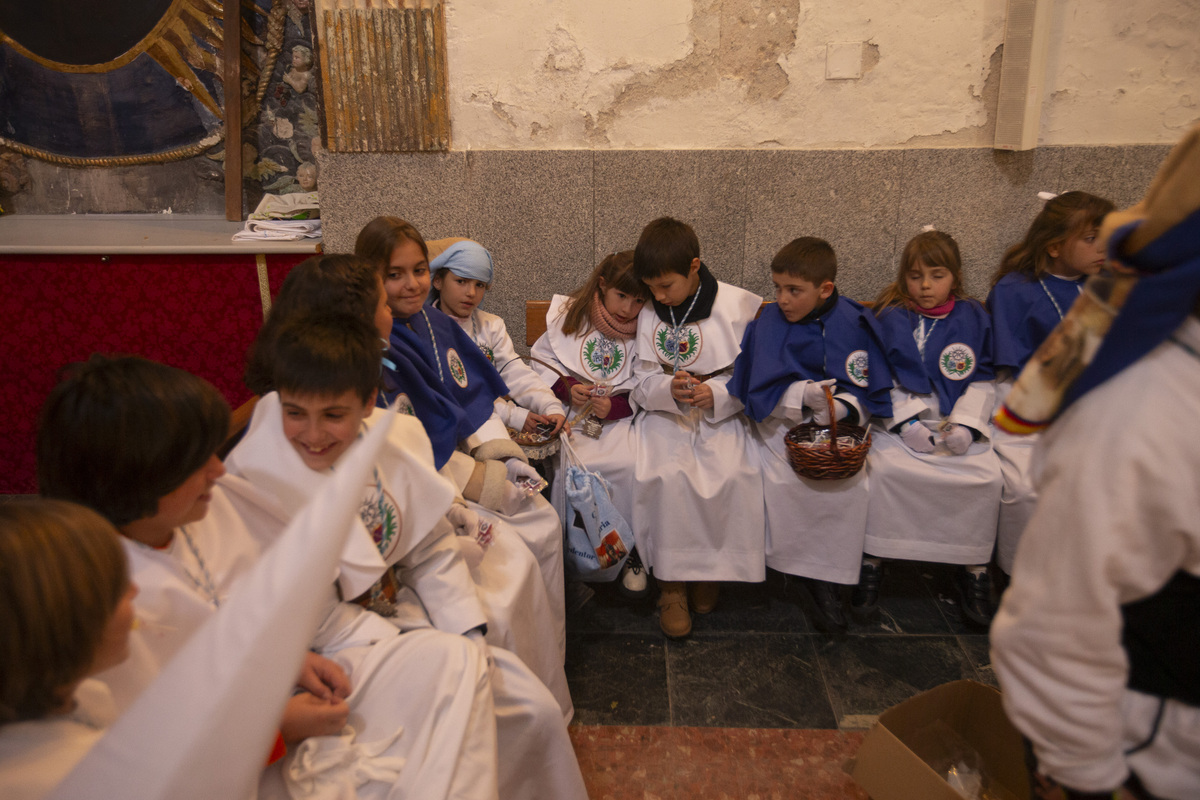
[987,191,1114,575]
[858,230,1002,627]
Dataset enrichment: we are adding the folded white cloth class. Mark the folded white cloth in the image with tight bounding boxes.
[283,724,406,800]
[232,218,322,241]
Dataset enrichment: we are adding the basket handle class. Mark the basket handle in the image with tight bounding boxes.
[823,384,841,454]
[516,354,568,380]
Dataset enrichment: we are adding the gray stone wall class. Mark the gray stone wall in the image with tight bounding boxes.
[317,145,1169,352]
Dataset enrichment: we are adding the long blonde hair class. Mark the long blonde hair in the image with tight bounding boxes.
[874,230,968,311]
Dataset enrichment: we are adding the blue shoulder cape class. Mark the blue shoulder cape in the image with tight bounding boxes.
[392,305,509,432]
[870,300,994,416]
[987,272,1083,372]
[378,340,474,470]
[729,298,892,423]
[1064,209,1200,410]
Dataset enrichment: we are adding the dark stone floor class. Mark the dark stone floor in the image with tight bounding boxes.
[565,560,997,730]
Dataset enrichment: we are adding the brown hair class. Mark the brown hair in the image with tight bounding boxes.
[874,230,967,311]
[270,313,382,405]
[771,237,837,285]
[559,251,648,336]
[245,254,383,395]
[38,356,230,527]
[993,191,1115,285]
[354,216,429,273]
[0,498,128,724]
[632,217,700,281]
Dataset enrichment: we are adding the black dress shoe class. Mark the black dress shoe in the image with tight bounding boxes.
[805,579,848,633]
[850,559,883,619]
[957,567,994,628]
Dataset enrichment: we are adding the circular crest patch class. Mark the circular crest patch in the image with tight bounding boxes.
[938,343,976,381]
[360,484,404,562]
[580,332,628,380]
[845,350,869,388]
[446,348,469,388]
[475,339,495,363]
[653,322,702,368]
[392,392,416,417]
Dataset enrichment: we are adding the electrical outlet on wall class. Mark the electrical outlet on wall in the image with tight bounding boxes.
[826,42,864,80]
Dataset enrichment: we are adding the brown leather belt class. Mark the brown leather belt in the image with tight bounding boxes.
[660,364,724,381]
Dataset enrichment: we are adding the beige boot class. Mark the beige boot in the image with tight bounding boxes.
[657,580,692,638]
[689,581,720,614]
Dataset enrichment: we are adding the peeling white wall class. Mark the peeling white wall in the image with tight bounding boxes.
[444,0,1199,148]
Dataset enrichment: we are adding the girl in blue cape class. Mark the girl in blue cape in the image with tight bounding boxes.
[860,230,1002,628]
[355,217,568,663]
[987,191,1114,576]
[728,237,892,633]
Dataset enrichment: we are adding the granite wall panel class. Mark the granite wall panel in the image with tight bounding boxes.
[318,145,1166,352]
[592,151,750,287]
[743,150,904,303]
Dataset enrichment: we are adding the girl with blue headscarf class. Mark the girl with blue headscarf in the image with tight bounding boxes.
[428,240,567,437]
[355,217,569,668]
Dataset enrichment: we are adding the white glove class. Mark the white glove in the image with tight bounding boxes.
[445,503,482,538]
[498,481,527,516]
[504,459,540,484]
[899,419,936,454]
[802,380,839,425]
[940,423,973,455]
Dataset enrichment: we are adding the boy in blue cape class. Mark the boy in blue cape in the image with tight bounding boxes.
[730,237,891,632]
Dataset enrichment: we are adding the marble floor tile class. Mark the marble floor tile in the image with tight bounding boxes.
[689,575,815,636]
[957,634,998,688]
[816,635,980,726]
[566,632,671,726]
[845,559,956,636]
[667,634,837,729]
[568,581,661,636]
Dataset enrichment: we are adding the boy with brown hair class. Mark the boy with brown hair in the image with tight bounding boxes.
[629,216,764,637]
[729,237,892,632]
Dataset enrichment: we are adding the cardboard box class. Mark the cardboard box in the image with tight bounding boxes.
[848,680,1030,800]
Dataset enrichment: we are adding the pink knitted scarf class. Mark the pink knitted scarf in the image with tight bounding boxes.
[589,291,637,340]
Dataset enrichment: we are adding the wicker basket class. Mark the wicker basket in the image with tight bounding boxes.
[506,355,566,460]
[784,385,871,480]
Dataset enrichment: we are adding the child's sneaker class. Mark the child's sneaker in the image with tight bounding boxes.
[956,566,994,628]
[617,549,651,600]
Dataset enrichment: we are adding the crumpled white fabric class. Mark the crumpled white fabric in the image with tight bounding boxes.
[283,725,406,800]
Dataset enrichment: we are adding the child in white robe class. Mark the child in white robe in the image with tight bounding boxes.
[36,355,501,800]
[530,250,652,598]
[863,230,1003,627]
[992,138,1200,799]
[224,314,586,800]
[987,191,1114,576]
[244,254,570,715]
[429,240,568,437]
[728,238,892,633]
[628,216,765,638]
[356,220,567,656]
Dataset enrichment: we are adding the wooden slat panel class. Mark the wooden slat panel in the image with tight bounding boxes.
[317,1,450,152]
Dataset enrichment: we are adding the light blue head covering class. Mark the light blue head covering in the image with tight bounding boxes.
[430,241,494,284]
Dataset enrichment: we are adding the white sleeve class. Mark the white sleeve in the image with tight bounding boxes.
[990,373,1200,793]
[881,383,933,429]
[702,371,745,423]
[395,517,488,636]
[948,380,995,438]
[492,324,565,417]
[631,355,684,414]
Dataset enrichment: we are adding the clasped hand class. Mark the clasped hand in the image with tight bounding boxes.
[670,371,714,409]
[569,382,612,419]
